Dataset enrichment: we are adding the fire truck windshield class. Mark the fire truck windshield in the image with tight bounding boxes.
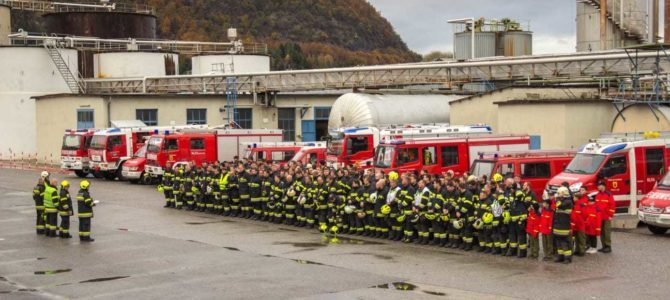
[147,137,162,153]
[62,135,81,150]
[564,153,606,174]
[134,144,147,158]
[327,134,344,156]
[470,160,495,178]
[374,146,394,168]
[90,135,107,150]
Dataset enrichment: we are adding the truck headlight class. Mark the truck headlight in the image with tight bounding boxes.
[129,166,138,171]
[665,207,670,214]
[569,182,583,193]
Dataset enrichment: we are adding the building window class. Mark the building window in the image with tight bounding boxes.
[234,108,252,129]
[314,107,331,120]
[136,109,158,126]
[187,109,207,125]
[77,109,94,129]
[278,108,295,141]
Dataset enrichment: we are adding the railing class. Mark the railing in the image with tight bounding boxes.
[0,0,154,14]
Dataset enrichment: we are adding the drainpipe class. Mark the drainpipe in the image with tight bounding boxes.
[601,0,608,51]
[106,96,112,127]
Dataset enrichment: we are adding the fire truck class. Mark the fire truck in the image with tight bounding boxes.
[243,141,327,165]
[145,128,282,177]
[547,132,670,215]
[60,129,96,178]
[469,150,576,197]
[327,124,492,169]
[373,135,530,175]
[637,171,670,234]
[120,141,151,184]
[291,144,328,165]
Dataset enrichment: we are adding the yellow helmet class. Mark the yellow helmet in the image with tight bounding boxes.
[396,214,406,223]
[493,173,503,183]
[330,225,339,234]
[388,171,399,181]
[319,223,328,233]
[482,212,494,224]
[80,180,90,189]
[515,191,524,198]
[502,211,511,224]
[157,185,164,192]
[60,180,70,188]
[381,204,391,215]
[497,195,506,201]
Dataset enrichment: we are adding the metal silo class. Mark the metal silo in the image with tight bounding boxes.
[501,31,532,57]
[44,12,157,39]
[454,31,497,60]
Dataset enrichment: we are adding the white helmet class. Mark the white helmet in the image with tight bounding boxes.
[41,171,49,179]
[556,186,570,197]
[344,205,355,214]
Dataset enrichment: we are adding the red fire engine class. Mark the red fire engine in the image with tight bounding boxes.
[637,171,670,234]
[373,135,531,175]
[327,124,493,169]
[243,141,327,165]
[60,129,96,178]
[120,141,151,184]
[291,144,328,166]
[547,132,670,215]
[145,128,282,177]
[469,150,576,197]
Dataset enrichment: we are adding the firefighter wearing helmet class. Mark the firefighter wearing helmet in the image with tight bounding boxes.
[43,179,60,237]
[552,186,574,264]
[77,180,96,242]
[373,179,390,238]
[32,175,47,235]
[57,180,74,239]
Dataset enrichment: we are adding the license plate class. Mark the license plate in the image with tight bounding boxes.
[92,155,101,161]
[645,214,660,223]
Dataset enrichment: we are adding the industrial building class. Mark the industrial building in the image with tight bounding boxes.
[448,17,532,60]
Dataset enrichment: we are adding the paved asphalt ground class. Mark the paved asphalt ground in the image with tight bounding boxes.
[1,168,669,300]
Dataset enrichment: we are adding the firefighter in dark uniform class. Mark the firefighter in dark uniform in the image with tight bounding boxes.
[237,164,252,218]
[77,180,95,242]
[444,183,460,248]
[553,186,574,263]
[228,168,240,217]
[294,174,308,227]
[43,179,60,238]
[211,168,222,214]
[457,181,475,251]
[173,166,184,209]
[399,175,416,243]
[249,167,263,220]
[508,189,530,257]
[303,175,317,228]
[476,191,493,252]
[219,168,231,215]
[260,169,272,221]
[184,166,196,210]
[426,180,446,246]
[269,174,285,223]
[414,179,432,245]
[362,176,376,236]
[491,193,507,254]
[316,176,330,228]
[373,179,389,238]
[32,177,46,235]
[58,180,74,239]
[387,174,403,241]
[162,162,175,208]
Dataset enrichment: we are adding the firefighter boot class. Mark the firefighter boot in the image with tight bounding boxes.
[478,245,486,252]
[505,247,515,257]
[518,249,527,258]
[445,238,453,248]
[554,255,565,263]
[563,255,572,264]
[492,247,501,255]
[484,246,492,254]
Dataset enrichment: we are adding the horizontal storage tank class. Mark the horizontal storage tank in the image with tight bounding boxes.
[44,12,157,39]
[500,31,532,56]
[93,52,178,78]
[454,31,496,60]
[328,93,463,129]
[611,105,670,132]
[0,4,9,46]
[191,54,270,75]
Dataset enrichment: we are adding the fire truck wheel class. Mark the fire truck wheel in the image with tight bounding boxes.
[648,225,669,235]
[74,170,89,178]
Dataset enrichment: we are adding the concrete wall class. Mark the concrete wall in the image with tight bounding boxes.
[35,96,107,162]
[0,5,10,46]
[34,94,338,160]
[611,105,670,132]
[564,102,616,148]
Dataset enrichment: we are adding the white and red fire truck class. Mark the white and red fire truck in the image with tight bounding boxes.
[327,124,492,169]
[290,143,328,166]
[60,129,97,178]
[637,171,670,234]
[145,128,282,177]
[373,135,530,175]
[547,132,670,215]
[243,141,327,165]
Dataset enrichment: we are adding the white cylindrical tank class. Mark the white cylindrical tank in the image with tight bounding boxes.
[611,105,670,132]
[191,54,270,75]
[93,52,179,78]
[328,93,462,129]
[0,4,11,46]
[0,46,79,157]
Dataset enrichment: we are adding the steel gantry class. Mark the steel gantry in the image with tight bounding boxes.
[83,50,669,95]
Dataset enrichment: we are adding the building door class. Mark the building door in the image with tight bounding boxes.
[77,109,94,129]
[314,107,331,141]
[301,120,316,142]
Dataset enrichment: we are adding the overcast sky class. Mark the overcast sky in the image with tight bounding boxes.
[367,0,578,55]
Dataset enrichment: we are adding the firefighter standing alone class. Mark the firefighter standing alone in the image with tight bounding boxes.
[77,180,96,242]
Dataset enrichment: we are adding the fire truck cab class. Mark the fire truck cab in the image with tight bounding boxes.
[470,150,576,197]
[637,171,670,234]
[120,142,151,184]
[89,128,153,180]
[244,141,327,165]
[374,135,530,175]
[291,144,328,165]
[60,129,96,178]
[327,124,492,169]
[547,132,670,215]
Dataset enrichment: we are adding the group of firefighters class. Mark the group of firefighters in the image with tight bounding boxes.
[32,171,96,242]
[158,160,616,264]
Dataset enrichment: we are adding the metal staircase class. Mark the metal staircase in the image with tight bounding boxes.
[578,0,648,44]
[43,40,85,94]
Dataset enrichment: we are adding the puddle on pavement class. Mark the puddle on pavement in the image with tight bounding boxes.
[223,247,240,251]
[17,288,38,292]
[34,269,72,275]
[0,276,7,282]
[291,259,324,266]
[349,252,393,260]
[36,258,46,261]
[277,227,299,232]
[0,291,10,294]
[117,228,130,231]
[423,290,447,296]
[330,236,383,245]
[274,242,326,248]
[262,254,276,258]
[79,276,129,283]
[374,282,418,290]
[185,220,233,225]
